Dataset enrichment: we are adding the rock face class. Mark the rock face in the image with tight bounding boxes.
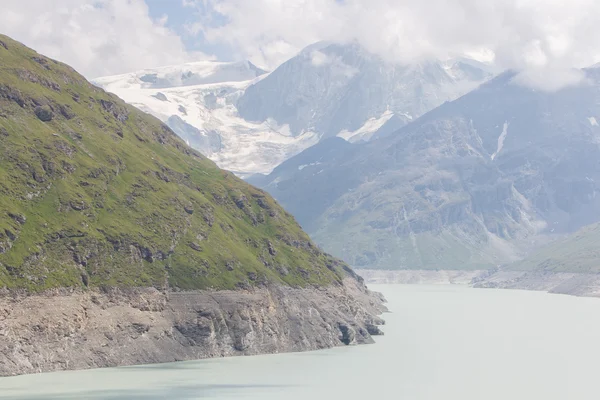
[0,278,386,377]
[254,70,600,270]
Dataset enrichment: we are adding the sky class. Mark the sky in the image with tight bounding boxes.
[2,0,600,90]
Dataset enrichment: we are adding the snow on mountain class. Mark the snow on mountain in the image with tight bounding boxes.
[95,45,495,177]
[94,61,319,177]
[237,43,496,142]
[253,69,600,271]
[96,60,268,89]
[337,110,395,142]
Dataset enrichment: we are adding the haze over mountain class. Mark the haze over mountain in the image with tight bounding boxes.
[252,68,600,270]
[96,42,493,176]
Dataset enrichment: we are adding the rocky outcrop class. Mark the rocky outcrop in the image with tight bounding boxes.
[0,279,385,377]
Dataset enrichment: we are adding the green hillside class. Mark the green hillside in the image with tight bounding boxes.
[508,223,600,273]
[0,34,350,291]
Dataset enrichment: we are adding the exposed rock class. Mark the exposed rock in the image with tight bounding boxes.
[153,92,168,102]
[0,84,26,107]
[69,200,88,211]
[184,205,194,215]
[188,242,202,252]
[338,323,356,345]
[34,106,53,122]
[8,212,26,225]
[99,99,129,123]
[59,104,75,119]
[0,279,386,377]
[267,240,277,256]
[0,40,7,50]
[366,323,384,336]
[17,69,61,91]
[31,56,51,70]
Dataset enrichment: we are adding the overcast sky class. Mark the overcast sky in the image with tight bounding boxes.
[2,0,600,89]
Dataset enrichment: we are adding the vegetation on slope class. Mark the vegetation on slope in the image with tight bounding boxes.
[0,35,351,291]
[508,223,600,273]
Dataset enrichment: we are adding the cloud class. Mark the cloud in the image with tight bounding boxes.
[190,0,600,90]
[0,0,212,78]
[309,50,358,78]
[310,51,330,67]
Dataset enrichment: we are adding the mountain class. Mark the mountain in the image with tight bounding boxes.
[507,222,600,273]
[96,42,493,176]
[0,35,384,376]
[94,61,320,177]
[470,221,600,296]
[237,42,495,142]
[96,60,268,89]
[254,70,600,270]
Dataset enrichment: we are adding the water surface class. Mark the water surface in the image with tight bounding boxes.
[2,285,600,399]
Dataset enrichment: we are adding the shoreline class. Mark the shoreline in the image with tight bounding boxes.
[0,279,386,377]
[357,269,600,298]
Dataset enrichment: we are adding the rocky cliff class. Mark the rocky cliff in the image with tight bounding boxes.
[0,278,385,377]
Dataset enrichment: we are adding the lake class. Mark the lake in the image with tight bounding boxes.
[2,284,600,399]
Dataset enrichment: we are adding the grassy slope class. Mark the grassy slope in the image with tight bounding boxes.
[0,34,351,291]
[312,178,509,271]
[507,223,600,273]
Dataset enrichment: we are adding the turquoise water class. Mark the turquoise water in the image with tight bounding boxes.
[2,285,600,399]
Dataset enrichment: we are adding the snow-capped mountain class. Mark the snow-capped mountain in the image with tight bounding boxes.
[95,44,494,176]
[94,61,319,177]
[238,42,496,143]
[252,69,600,270]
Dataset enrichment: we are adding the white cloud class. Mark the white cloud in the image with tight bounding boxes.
[309,50,358,78]
[192,0,600,91]
[310,51,330,67]
[0,0,212,78]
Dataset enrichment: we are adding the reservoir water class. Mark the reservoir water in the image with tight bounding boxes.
[2,284,600,399]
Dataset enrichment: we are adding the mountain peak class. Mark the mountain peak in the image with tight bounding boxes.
[237,41,495,139]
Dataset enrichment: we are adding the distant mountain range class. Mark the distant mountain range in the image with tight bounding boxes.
[95,42,600,274]
[238,42,495,142]
[96,42,493,176]
[251,69,600,270]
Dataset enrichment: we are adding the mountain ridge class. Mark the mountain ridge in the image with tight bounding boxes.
[254,70,600,270]
[0,34,355,291]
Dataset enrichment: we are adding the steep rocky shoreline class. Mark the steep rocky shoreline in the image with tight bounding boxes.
[0,279,385,377]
